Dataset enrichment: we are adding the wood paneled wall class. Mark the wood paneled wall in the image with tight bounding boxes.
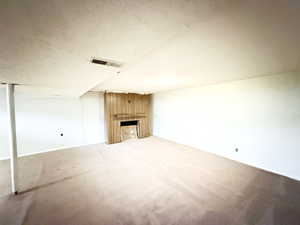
[104,93,152,144]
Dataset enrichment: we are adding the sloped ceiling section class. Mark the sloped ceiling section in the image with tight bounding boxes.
[1,0,300,96]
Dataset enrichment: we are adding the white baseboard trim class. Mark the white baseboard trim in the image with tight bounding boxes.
[0,142,103,161]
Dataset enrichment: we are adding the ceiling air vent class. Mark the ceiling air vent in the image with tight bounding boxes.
[91,58,122,68]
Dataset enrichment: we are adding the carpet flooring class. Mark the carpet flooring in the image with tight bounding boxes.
[0,137,300,225]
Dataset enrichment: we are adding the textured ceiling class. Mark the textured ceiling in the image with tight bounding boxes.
[1,0,300,96]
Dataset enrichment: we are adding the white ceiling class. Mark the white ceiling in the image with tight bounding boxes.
[1,0,300,96]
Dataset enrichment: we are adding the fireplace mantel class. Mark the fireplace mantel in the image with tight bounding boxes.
[113,113,146,120]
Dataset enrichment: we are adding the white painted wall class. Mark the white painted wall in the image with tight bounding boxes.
[153,72,300,181]
[80,92,105,144]
[0,89,105,159]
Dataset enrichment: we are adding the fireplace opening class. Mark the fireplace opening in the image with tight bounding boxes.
[120,120,139,141]
[120,120,138,126]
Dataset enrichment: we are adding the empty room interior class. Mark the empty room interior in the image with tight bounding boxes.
[1,0,300,224]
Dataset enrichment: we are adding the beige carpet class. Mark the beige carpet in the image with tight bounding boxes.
[0,136,300,225]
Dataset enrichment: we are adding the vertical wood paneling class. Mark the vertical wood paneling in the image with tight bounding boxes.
[104,93,152,144]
